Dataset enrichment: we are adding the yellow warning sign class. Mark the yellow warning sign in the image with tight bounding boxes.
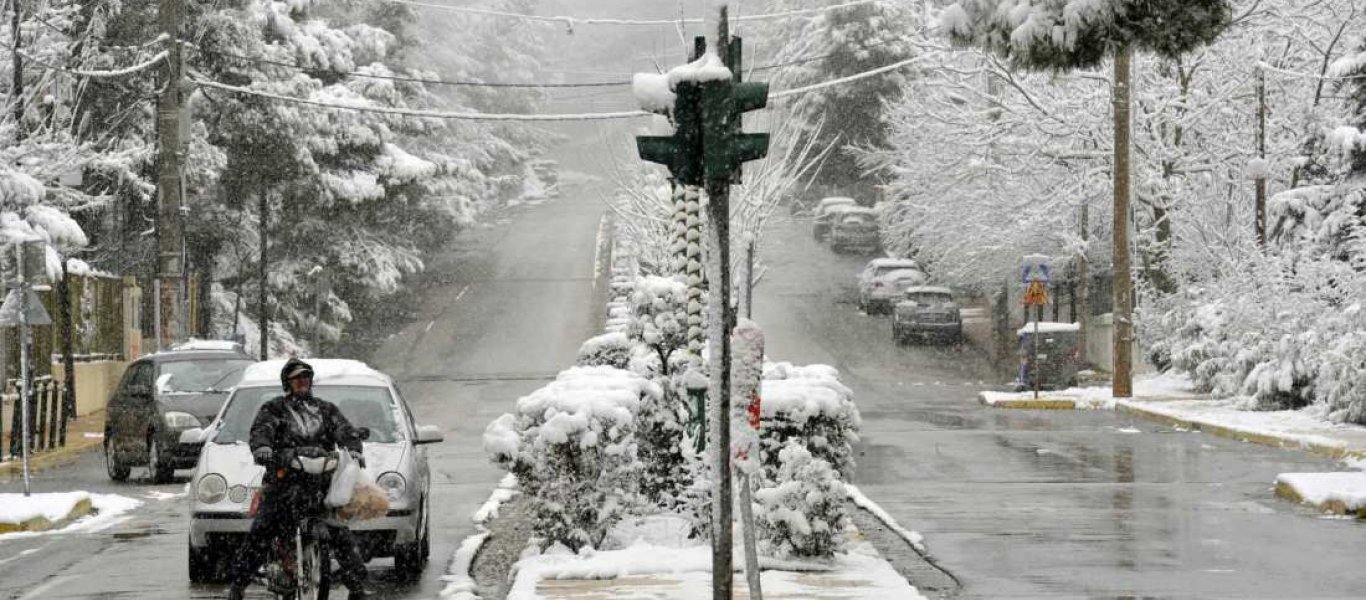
[1024,280,1050,306]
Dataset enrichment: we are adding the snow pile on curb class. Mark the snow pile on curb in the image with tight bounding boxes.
[505,538,927,600]
[0,492,141,539]
[440,474,520,600]
[846,484,926,553]
[980,371,1202,408]
[1275,472,1366,514]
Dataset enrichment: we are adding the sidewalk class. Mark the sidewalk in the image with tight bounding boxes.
[0,410,105,479]
[507,536,926,600]
[979,373,1366,516]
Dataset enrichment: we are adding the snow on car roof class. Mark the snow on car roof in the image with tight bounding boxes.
[1017,322,1081,335]
[878,269,926,281]
[237,358,391,388]
[840,206,877,215]
[818,197,856,206]
[170,339,245,353]
[868,258,920,269]
[904,286,954,295]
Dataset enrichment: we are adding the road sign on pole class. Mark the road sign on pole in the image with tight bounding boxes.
[1022,255,1051,399]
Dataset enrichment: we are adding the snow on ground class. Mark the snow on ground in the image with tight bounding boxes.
[1276,472,1366,512]
[846,484,925,553]
[505,539,927,600]
[0,493,141,540]
[440,474,520,599]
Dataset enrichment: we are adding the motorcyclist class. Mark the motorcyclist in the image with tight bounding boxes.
[226,358,371,600]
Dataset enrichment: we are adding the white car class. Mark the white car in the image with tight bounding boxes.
[861,269,929,315]
[828,207,881,253]
[857,258,925,312]
[184,359,443,583]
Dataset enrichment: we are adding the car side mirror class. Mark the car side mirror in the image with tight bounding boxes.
[179,427,206,445]
[415,425,444,445]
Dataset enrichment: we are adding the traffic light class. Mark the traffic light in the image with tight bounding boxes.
[637,81,703,187]
[701,79,769,183]
[702,36,769,183]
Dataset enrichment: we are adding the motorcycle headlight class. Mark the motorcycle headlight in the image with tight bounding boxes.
[197,474,228,504]
[376,471,407,501]
[164,411,201,429]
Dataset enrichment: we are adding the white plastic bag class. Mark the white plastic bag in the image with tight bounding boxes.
[338,467,389,521]
[325,450,360,508]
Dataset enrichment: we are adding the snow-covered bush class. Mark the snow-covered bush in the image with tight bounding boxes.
[576,332,632,370]
[746,362,861,558]
[483,367,660,551]
[626,275,689,378]
[753,441,850,560]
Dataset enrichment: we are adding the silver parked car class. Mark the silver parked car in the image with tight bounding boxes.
[184,359,443,583]
[860,268,929,315]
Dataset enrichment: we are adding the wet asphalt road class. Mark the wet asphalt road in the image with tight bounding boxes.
[5,134,1366,600]
[754,215,1366,599]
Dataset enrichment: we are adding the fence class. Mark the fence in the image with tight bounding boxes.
[2,376,70,461]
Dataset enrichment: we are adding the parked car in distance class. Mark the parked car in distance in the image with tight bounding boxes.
[858,258,925,313]
[893,286,963,345]
[829,207,882,253]
[185,359,444,583]
[861,269,929,315]
[811,197,858,240]
[104,342,255,483]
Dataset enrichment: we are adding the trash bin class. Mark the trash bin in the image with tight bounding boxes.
[1017,322,1081,390]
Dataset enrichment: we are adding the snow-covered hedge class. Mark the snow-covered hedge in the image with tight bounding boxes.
[576,332,632,370]
[483,367,661,551]
[751,362,862,558]
[1141,249,1366,422]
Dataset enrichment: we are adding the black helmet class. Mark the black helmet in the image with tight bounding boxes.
[281,357,315,391]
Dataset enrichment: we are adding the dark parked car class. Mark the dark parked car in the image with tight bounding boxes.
[893,287,963,345]
[811,197,857,240]
[829,207,881,253]
[104,341,254,483]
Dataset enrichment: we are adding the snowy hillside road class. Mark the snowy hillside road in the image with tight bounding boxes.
[753,215,1366,599]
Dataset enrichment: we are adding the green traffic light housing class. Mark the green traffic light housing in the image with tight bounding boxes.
[702,79,770,182]
[636,81,703,186]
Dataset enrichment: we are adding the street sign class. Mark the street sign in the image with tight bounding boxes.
[1022,254,1051,284]
[1024,281,1050,307]
[0,289,52,326]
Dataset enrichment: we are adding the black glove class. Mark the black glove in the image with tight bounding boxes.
[349,449,365,469]
[252,446,274,466]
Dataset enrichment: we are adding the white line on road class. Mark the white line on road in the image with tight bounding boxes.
[17,575,72,600]
[455,284,470,302]
[0,546,46,567]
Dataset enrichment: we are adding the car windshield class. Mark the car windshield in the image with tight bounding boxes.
[157,358,253,394]
[906,292,953,305]
[213,385,402,444]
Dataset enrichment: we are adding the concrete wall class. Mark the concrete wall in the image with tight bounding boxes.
[51,360,128,417]
[1084,313,1151,375]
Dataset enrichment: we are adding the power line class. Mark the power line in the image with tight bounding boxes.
[377,0,879,27]
[189,77,653,121]
[17,49,168,79]
[187,44,631,88]
[1258,61,1365,81]
[188,54,922,120]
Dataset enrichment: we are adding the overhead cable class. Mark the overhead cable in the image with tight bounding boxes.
[377,0,879,27]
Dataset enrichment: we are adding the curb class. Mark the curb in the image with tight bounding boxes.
[1112,403,1366,463]
[0,496,95,534]
[1272,475,1366,518]
[0,436,103,479]
[977,391,1366,464]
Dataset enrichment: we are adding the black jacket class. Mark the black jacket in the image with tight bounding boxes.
[249,393,363,490]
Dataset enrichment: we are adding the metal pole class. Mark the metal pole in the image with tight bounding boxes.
[17,244,32,495]
[1032,305,1040,400]
[739,471,762,599]
[152,277,162,353]
[1112,47,1134,398]
[258,188,268,361]
[1255,64,1267,246]
[59,259,73,447]
[743,237,755,320]
[705,178,734,600]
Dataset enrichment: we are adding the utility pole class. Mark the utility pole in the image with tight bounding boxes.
[1077,202,1089,365]
[11,0,24,138]
[1255,64,1267,246]
[258,189,268,360]
[156,0,186,348]
[1112,47,1133,398]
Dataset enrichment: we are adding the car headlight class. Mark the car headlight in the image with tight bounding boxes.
[165,411,201,429]
[197,474,228,504]
[228,484,249,504]
[376,472,407,501]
